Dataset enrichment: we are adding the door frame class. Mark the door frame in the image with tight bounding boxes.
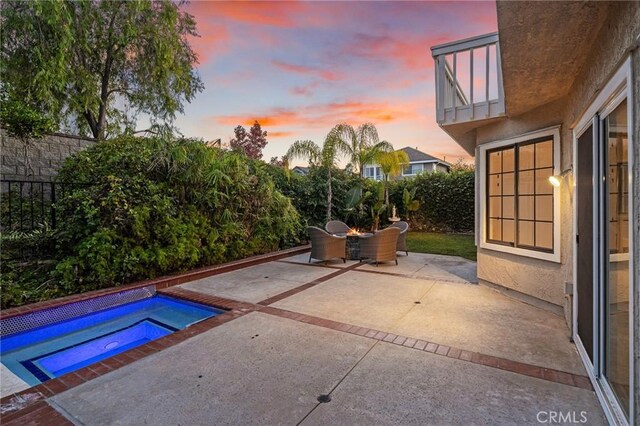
[572,56,635,425]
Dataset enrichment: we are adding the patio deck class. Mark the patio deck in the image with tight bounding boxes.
[4,252,605,424]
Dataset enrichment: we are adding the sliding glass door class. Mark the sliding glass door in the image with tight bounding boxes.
[601,98,630,419]
[575,84,632,423]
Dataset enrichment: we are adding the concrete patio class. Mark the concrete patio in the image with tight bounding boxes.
[41,252,604,424]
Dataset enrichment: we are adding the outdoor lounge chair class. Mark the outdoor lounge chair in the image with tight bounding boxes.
[308,226,347,263]
[358,227,400,266]
[389,221,409,255]
[325,220,351,235]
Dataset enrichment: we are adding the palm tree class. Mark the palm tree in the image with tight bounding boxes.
[285,133,346,222]
[376,150,409,206]
[331,123,393,177]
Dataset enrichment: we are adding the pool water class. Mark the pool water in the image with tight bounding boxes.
[1,295,223,386]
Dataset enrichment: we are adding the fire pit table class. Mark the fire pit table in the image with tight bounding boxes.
[333,231,373,260]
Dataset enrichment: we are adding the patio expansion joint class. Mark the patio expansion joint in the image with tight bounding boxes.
[295,337,380,426]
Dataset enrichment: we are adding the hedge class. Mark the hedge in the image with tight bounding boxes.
[1,136,302,308]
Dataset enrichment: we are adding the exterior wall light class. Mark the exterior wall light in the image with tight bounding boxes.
[548,168,572,187]
[549,175,562,187]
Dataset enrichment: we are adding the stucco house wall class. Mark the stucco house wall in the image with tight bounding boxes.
[474,3,640,308]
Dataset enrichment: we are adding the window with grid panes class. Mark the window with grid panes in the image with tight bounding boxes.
[486,138,554,252]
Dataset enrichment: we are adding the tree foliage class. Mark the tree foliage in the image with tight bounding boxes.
[0,94,54,142]
[285,130,350,222]
[376,150,409,205]
[0,0,204,139]
[230,121,268,159]
[330,123,393,177]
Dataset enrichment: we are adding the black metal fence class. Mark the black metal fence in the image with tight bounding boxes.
[0,180,83,232]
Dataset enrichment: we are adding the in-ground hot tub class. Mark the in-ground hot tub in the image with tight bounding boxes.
[0,287,224,387]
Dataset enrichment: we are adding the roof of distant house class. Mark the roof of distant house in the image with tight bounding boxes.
[398,147,450,165]
[292,166,310,174]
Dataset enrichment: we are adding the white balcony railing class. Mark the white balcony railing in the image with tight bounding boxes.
[431,32,505,125]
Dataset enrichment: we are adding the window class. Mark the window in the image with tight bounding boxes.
[487,138,554,251]
[402,163,423,175]
[484,133,557,257]
[365,166,382,180]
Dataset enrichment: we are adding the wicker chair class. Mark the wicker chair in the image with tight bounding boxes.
[390,221,409,255]
[325,220,351,235]
[358,227,401,266]
[308,226,347,263]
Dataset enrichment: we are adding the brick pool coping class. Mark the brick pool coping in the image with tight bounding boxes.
[1,251,594,424]
[0,245,310,320]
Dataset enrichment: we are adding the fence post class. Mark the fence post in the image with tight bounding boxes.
[51,182,56,229]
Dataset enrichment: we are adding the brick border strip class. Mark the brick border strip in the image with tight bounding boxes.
[257,261,363,305]
[1,400,72,426]
[353,267,477,285]
[157,287,259,312]
[275,259,345,270]
[1,245,310,319]
[258,306,593,391]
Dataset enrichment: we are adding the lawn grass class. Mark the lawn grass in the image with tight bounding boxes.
[405,231,477,261]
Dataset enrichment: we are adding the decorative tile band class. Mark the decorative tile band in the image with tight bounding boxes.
[0,286,155,338]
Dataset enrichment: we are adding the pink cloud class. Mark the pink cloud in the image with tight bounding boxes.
[290,81,320,97]
[215,98,423,131]
[272,60,342,81]
[344,33,451,72]
[188,23,230,65]
[186,1,303,28]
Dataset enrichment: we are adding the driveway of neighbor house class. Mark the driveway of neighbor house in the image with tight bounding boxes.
[49,252,605,425]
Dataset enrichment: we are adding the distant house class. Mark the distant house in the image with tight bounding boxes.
[291,166,310,176]
[363,147,450,181]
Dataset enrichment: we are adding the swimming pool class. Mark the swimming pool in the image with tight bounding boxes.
[1,294,224,386]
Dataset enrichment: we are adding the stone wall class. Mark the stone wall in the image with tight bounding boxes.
[1,130,96,181]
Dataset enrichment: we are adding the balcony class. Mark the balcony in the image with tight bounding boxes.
[431,32,505,126]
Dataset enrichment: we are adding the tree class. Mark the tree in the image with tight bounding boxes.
[285,132,347,222]
[450,158,475,172]
[269,156,288,168]
[0,0,204,140]
[331,123,393,177]
[376,150,409,205]
[230,121,268,159]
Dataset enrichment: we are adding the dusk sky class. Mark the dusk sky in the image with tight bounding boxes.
[175,1,498,164]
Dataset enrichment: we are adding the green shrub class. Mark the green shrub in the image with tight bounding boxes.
[389,170,475,232]
[1,136,302,307]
